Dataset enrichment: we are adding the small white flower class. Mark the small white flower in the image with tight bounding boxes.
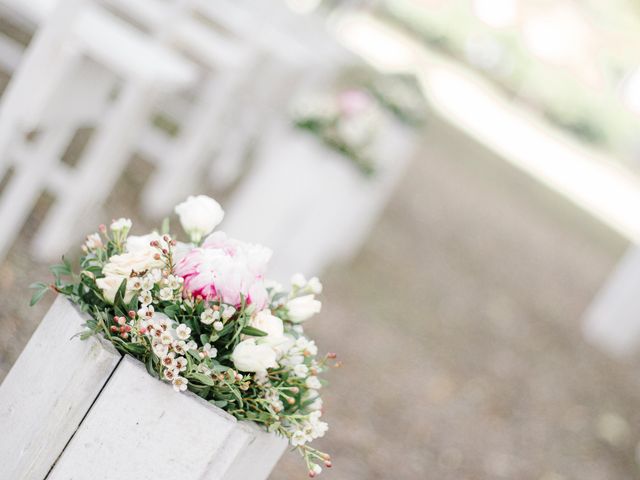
[161,352,176,368]
[175,357,187,372]
[172,376,188,392]
[291,430,308,446]
[163,368,177,381]
[213,321,224,332]
[160,331,173,345]
[84,233,103,251]
[158,287,173,301]
[308,277,323,294]
[150,268,163,282]
[130,278,143,291]
[200,308,218,325]
[306,376,322,390]
[254,370,270,385]
[310,419,328,438]
[155,314,170,331]
[138,290,153,306]
[173,340,187,355]
[290,273,306,288]
[309,397,323,411]
[221,305,236,320]
[293,364,309,378]
[176,323,191,340]
[186,340,198,351]
[141,275,155,291]
[200,343,217,358]
[167,275,183,290]
[137,305,152,319]
[311,464,322,475]
[110,218,132,232]
[152,341,169,358]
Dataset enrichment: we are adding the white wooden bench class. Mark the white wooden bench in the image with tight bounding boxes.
[0,296,287,479]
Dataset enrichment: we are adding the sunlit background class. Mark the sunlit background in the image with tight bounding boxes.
[1,0,640,478]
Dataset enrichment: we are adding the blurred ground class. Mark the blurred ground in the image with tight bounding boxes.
[1,114,638,479]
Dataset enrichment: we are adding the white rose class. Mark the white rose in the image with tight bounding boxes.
[174,195,224,243]
[286,295,321,323]
[231,339,278,373]
[96,275,134,304]
[126,233,162,254]
[102,251,164,277]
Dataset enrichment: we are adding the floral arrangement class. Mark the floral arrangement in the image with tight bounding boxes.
[32,195,335,477]
[292,88,381,176]
[291,72,427,176]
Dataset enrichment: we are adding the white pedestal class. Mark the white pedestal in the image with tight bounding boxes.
[0,297,287,479]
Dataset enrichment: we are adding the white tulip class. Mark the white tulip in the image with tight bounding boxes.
[286,295,321,323]
[174,195,224,243]
[231,339,278,373]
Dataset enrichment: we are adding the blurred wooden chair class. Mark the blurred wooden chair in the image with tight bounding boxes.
[0,0,198,261]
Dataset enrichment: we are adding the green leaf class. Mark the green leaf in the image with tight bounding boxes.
[145,355,159,379]
[209,399,228,408]
[163,304,180,319]
[113,278,128,308]
[191,373,216,386]
[29,282,49,306]
[199,333,210,345]
[49,263,71,277]
[241,326,268,337]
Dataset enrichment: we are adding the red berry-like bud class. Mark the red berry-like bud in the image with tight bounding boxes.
[119,326,126,333]
[120,332,128,339]
[140,327,147,334]
[125,325,132,332]
[128,310,136,318]
[153,253,161,260]
[163,235,170,242]
[308,471,316,478]
[99,224,106,233]
[327,352,337,359]
[110,326,118,333]
[162,248,168,254]
[324,461,332,468]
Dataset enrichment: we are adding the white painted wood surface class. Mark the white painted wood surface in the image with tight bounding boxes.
[583,246,640,357]
[48,355,287,480]
[0,296,121,480]
[0,297,287,479]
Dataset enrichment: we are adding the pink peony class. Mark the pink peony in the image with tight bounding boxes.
[174,232,272,309]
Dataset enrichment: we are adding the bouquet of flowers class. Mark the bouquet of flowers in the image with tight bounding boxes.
[292,88,381,176]
[291,71,427,177]
[31,195,335,477]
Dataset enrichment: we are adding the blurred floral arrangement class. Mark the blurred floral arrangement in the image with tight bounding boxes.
[292,72,427,176]
[32,195,335,477]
